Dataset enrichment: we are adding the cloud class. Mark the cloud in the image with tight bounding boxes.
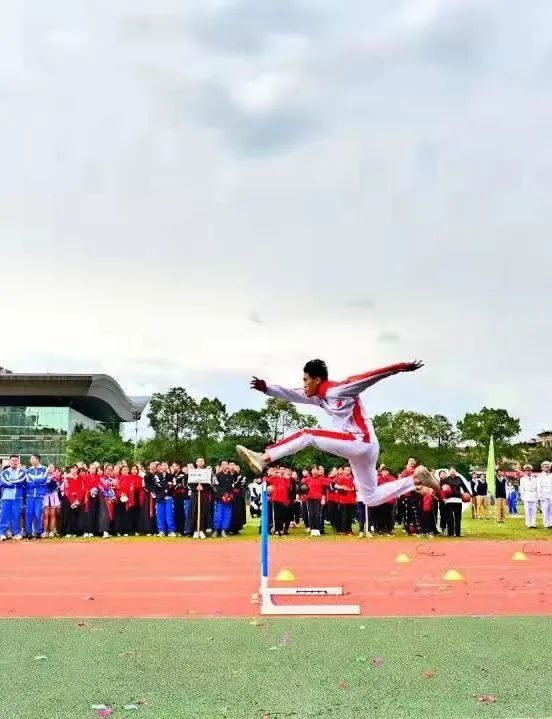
[3,0,552,442]
[345,299,375,309]
[191,0,322,55]
[248,311,266,325]
[377,331,401,344]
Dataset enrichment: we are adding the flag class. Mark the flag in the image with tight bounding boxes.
[486,435,496,496]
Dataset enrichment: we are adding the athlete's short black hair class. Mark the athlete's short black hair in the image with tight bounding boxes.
[303,359,328,381]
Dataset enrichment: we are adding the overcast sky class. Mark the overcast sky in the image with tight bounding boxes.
[1,0,551,439]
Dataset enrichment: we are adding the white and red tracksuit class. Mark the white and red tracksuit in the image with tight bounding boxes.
[265,362,416,505]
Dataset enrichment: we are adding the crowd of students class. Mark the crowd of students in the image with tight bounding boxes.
[0,453,550,541]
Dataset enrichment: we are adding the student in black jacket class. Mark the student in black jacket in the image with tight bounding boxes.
[444,467,464,537]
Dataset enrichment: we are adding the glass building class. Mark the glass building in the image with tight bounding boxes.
[0,406,100,465]
[0,371,148,466]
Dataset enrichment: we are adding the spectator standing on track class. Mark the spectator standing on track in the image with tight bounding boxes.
[334,465,356,534]
[213,461,234,537]
[444,467,464,537]
[520,464,538,529]
[304,466,324,537]
[0,455,26,541]
[494,472,508,523]
[153,461,176,537]
[506,479,519,515]
[537,461,552,529]
[229,463,247,535]
[190,458,212,540]
[375,466,396,535]
[420,488,438,537]
[62,465,85,538]
[140,462,158,536]
[475,473,489,520]
[171,462,187,536]
[249,476,262,519]
[43,465,61,537]
[469,472,479,519]
[25,453,49,539]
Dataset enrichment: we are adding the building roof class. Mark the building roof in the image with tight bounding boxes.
[537,431,552,437]
[0,373,148,424]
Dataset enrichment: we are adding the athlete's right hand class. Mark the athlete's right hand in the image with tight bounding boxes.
[251,376,267,392]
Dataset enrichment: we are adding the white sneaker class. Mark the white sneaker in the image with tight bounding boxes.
[41,532,49,538]
[193,531,200,539]
[0,535,6,541]
[221,530,228,538]
[235,445,267,475]
[124,534,129,537]
[48,532,55,538]
[14,534,22,540]
[310,529,320,537]
[168,532,176,538]
[157,532,165,537]
[102,532,110,539]
[199,531,206,539]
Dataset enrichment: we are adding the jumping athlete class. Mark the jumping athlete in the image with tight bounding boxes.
[236,359,439,506]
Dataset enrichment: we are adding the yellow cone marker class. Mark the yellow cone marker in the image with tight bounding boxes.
[276,569,295,581]
[512,551,527,561]
[395,553,411,564]
[443,569,464,581]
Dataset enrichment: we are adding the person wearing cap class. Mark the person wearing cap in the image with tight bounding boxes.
[494,471,508,523]
[520,464,538,529]
[537,461,552,529]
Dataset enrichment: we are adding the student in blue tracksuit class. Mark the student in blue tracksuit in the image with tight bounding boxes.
[0,455,27,540]
[25,454,50,538]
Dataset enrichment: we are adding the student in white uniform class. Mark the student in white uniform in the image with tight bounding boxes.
[520,464,538,529]
[537,461,552,529]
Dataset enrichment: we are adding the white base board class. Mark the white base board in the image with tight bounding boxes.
[260,586,361,615]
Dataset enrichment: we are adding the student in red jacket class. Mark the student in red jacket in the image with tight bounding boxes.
[326,467,340,531]
[62,465,85,537]
[305,467,325,537]
[420,487,438,537]
[334,465,357,534]
[116,469,135,536]
[268,467,291,536]
[83,466,102,537]
[376,466,396,535]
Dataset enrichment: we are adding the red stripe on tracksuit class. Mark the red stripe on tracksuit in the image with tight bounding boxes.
[317,363,408,398]
[268,428,356,450]
[352,399,370,442]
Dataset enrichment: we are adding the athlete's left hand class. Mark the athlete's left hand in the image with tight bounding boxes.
[405,359,424,372]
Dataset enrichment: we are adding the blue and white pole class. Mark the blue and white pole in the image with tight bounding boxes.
[260,480,269,592]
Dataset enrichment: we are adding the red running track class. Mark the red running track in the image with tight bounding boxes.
[0,539,551,618]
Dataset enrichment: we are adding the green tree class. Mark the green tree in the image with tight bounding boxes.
[457,408,521,448]
[427,414,456,448]
[66,427,134,465]
[147,387,197,459]
[261,398,318,443]
[372,412,395,446]
[193,397,228,459]
[226,409,270,439]
[391,411,433,446]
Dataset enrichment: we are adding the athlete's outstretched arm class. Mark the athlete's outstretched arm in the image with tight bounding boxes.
[323,360,423,399]
[250,377,319,406]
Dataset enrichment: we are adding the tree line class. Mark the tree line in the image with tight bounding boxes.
[66,387,551,475]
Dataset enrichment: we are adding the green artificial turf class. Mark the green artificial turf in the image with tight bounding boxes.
[1,617,551,719]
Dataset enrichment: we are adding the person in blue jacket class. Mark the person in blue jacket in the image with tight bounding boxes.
[0,455,27,540]
[25,453,50,538]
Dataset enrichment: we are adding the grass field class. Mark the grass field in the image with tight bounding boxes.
[227,510,552,542]
[1,617,552,719]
